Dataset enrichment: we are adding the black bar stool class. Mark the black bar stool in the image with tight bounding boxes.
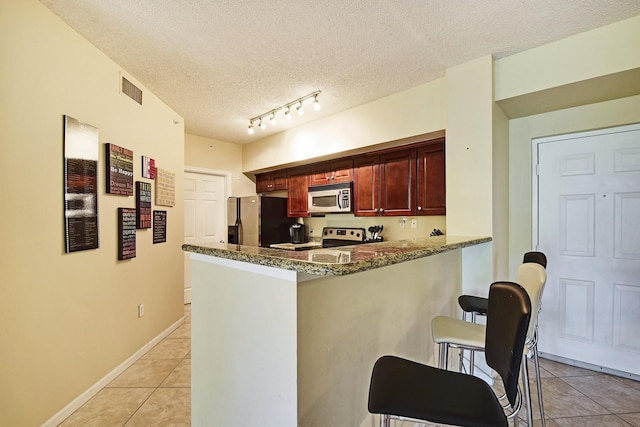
[368,281,531,427]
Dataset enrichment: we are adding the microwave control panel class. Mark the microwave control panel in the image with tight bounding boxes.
[340,189,350,208]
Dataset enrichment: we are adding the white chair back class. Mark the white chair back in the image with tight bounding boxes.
[515,262,547,340]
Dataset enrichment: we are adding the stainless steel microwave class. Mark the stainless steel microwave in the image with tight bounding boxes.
[308,182,353,214]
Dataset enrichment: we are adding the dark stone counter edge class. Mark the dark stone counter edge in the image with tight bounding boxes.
[182,236,492,277]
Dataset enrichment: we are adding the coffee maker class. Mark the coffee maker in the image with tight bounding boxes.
[289,223,305,244]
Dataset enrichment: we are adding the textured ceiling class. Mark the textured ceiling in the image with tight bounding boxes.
[40,1,640,144]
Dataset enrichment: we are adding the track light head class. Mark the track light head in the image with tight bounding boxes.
[246,91,320,132]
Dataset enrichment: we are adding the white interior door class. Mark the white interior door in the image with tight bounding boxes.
[535,124,640,376]
[184,171,226,304]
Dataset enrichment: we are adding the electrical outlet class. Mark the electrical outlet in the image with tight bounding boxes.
[138,304,144,318]
[411,219,417,229]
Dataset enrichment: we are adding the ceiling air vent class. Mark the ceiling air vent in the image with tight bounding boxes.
[121,76,142,105]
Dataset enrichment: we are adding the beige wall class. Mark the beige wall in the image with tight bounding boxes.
[0,1,185,425]
[445,56,496,237]
[184,133,256,196]
[495,15,640,101]
[242,79,446,172]
[303,215,446,242]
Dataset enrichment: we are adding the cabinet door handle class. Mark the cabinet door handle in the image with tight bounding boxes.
[418,206,422,211]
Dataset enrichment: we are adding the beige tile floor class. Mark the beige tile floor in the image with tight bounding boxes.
[58,305,192,427]
[58,303,640,426]
[517,357,640,427]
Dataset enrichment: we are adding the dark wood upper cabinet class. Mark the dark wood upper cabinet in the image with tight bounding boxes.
[310,159,353,186]
[353,149,416,216]
[353,155,380,216]
[416,140,446,215]
[256,171,288,193]
[287,166,311,217]
[378,149,416,216]
[255,138,445,217]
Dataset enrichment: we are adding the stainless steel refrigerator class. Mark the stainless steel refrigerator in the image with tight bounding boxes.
[227,196,297,247]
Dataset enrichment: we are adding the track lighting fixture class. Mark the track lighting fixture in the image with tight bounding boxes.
[246,90,321,134]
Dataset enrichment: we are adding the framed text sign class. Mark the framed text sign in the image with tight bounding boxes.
[153,210,167,244]
[106,143,134,195]
[155,168,175,207]
[118,208,136,260]
[136,181,152,229]
[63,115,99,253]
[142,156,156,179]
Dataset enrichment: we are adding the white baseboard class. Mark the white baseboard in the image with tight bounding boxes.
[539,352,640,381]
[42,316,185,427]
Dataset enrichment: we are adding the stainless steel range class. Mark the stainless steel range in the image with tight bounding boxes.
[320,227,367,248]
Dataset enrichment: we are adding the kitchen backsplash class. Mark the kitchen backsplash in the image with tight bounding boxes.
[303,214,446,242]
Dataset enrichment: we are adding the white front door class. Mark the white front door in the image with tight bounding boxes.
[535,123,640,376]
[184,171,226,303]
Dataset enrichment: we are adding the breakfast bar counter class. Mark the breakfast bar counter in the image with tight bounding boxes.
[183,235,492,427]
[182,235,491,276]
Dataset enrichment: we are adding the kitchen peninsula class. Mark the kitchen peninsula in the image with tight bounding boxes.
[183,235,491,427]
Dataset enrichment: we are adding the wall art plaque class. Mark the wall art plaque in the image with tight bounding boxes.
[155,168,175,207]
[63,115,99,253]
[106,143,133,195]
[135,181,152,229]
[142,156,156,179]
[153,210,167,244]
[118,208,136,260]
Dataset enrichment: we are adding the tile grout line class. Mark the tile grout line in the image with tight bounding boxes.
[121,309,191,426]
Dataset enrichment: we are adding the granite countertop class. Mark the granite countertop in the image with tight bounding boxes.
[182,235,491,276]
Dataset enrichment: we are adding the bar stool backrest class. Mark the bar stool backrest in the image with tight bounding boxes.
[523,251,547,268]
[485,281,532,408]
[515,263,547,340]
